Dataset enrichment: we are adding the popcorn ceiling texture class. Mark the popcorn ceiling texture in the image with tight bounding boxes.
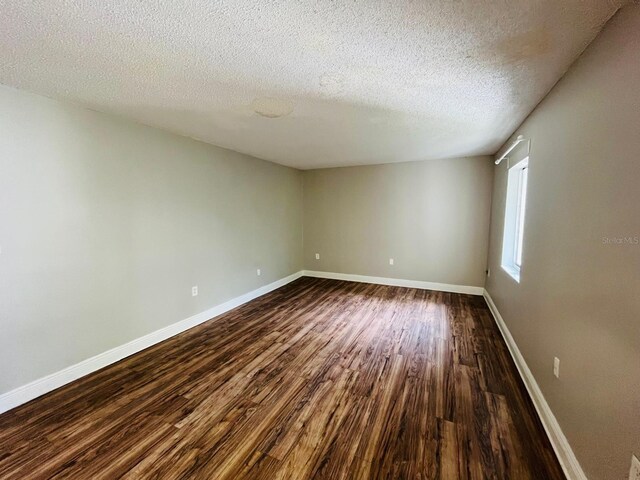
[0,0,625,169]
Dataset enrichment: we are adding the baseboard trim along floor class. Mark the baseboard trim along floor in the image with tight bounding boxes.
[483,290,587,480]
[302,270,484,295]
[0,274,504,421]
[0,276,564,478]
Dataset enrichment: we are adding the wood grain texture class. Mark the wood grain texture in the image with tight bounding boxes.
[0,277,564,479]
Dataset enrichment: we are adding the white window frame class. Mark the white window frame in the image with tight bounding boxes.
[501,157,529,282]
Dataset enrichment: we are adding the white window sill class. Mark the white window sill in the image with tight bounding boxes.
[501,264,521,283]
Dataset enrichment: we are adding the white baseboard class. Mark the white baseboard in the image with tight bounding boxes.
[302,270,484,295]
[0,271,304,415]
[483,290,586,480]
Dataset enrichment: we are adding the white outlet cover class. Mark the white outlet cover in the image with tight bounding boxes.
[315,253,320,260]
[389,258,394,265]
[553,357,560,378]
[630,455,640,480]
[192,286,198,296]
[257,269,261,276]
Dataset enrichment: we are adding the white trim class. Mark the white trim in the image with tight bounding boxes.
[302,270,484,295]
[483,289,587,480]
[0,271,304,415]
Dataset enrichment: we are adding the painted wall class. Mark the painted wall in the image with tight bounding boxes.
[303,157,493,288]
[485,5,640,480]
[0,84,303,395]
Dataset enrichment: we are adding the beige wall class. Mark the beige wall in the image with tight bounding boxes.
[486,6,640,480]
[0,84,303,395]
[303,157,493,287]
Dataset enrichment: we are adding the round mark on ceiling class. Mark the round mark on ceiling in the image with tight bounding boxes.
[251,97,294,118]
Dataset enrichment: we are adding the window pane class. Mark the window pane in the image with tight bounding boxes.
[501,156,528,282]
[515,166,528,267]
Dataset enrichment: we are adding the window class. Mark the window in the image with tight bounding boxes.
[501,157,529,282]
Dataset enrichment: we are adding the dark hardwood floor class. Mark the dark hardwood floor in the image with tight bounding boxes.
[0,277,564,479]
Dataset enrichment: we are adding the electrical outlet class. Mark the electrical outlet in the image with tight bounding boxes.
[553,357,560,378]
[192,286,198,297]
[257,268,261,276]
[315,253,320,260]
[629,455,640,480]
[487,268,491,277]
[389,258,394,265]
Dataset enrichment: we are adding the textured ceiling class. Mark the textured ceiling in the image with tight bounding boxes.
[0,1,625,169]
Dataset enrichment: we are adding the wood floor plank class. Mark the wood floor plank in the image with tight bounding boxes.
[0,277,565,479]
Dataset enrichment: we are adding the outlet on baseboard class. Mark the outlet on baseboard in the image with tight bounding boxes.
[630,455,640,480]
[315,253,320,260]
[553,357,560,378]
[191,286,198,297]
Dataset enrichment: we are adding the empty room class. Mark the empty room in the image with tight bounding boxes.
[0,1,638,479]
